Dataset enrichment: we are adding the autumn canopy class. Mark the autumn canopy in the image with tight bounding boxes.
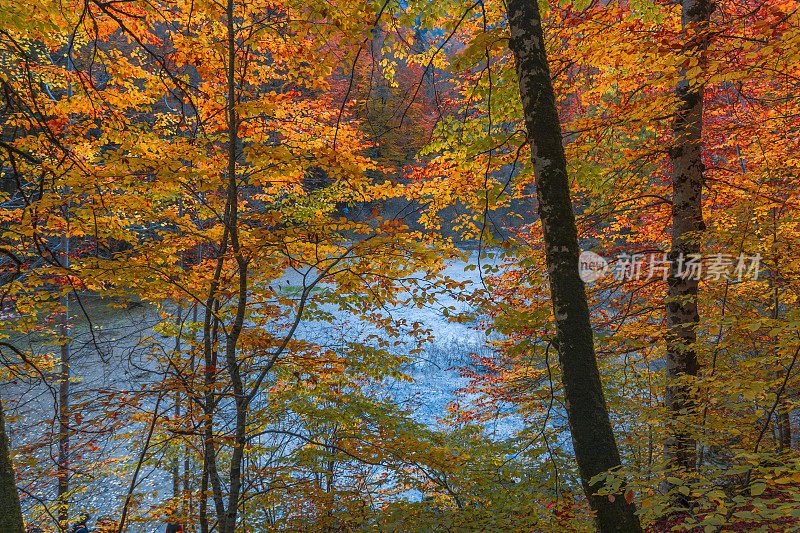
[1,0,799,531]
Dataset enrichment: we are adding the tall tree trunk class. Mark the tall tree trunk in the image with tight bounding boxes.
[505,1,642,531]
[771,262,791,451]
[173,305,183,500]
[199,458,209,533]
[664,0,713,488]
[221,0,250,528]
[184,304,198,527]
[57,227,71,532]
[201,2,249,529]
[777,389,792,451]
[57,41,75,533]
[202,299,225,532]
[0,395,25,533]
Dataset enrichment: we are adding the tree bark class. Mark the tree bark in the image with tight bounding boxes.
[0,395,25,533]
[57,226,71,532]
[771,269,791,451]
[664,0,713,487]
[201,1,250,530]
[57,41,75,533]
[221,0,249,527]
[505,0,642,531]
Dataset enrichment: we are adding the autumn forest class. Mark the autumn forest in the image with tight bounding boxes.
[0,0,798,531]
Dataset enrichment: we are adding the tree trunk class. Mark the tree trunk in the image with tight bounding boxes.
[505,0,642,531]
[173,305,183,500]
[57,228,71,532]
[664,0,713,488]
[58,43,75,533]
[0,395,25,533]
[221,0,249,528]
[200,1,249,529]
[771,267,791,451]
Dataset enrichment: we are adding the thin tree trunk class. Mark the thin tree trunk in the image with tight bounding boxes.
[202,299,225,530]
[323,426,339,532]
[57,42,75,533]
[771,264,791,451]
[664,0,713,488]
[117,393,164,533]
[199,457,209,533]
[221,0,250,528]
[57,228,71,532]
[201,243,224,533]
[505,0,642,531]
[173,202,185,501]
[777,409,791,450]
[173,305,183,499]
[172,403,180,498]
[184,306,196,528]
[200,1,249,528]
[0,395,25,533]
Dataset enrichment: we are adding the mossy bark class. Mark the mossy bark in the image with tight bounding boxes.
[664,0,713,494]
[505,0,642,531]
